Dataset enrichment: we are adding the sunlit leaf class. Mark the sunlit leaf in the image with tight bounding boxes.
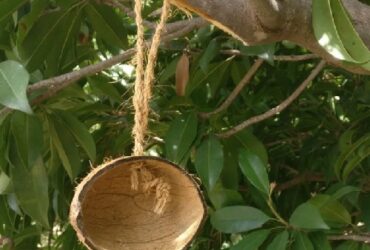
[0,60,31,114]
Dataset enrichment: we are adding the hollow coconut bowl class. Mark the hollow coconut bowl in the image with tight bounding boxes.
[70,156,207,250]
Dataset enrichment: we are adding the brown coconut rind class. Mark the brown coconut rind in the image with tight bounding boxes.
[70,156,207,250]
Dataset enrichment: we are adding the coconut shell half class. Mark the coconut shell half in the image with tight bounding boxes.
[70,156,206,250]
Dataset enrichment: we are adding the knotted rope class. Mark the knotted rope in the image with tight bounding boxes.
[130,0,171,215]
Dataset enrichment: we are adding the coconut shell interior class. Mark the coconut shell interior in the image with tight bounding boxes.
[70,156,206,250]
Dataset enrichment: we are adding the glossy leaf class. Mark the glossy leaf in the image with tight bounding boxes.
[331,0,370,68]
[266,231,290,250]
[239,148,270,195]
[230,229,270,250]
[289,202,329,230]
[211,206,271,233]
[165,112,198,164]
[312,0,357,62]
[0,60,31,114]
[195,135,224,190]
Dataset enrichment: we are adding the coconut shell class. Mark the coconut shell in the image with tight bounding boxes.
[70,156,206,250]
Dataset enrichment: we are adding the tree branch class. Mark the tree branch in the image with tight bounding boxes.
[102,0,156,28]
[170,0,370,75]
[275,173,325,191]
[0,18,206,117]
[216,60,326,138]
[200,58,264,119]
[328,234,370,243]
[249,0,283,30]
[220,50,320,61]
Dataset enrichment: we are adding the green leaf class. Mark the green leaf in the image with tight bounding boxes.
[266,231,290,250]
[11,157,49,228]
[0,171,11,195]
[19,6,82,71]
[359,193,370,231]
[0,0,28,23]
[335,133,370,178]
[165,112,198,164]
[330,0,370,68]
[16,0,49,44]
[85,3,128,49]
[11,112,43,169]
[230,229,270,250]
[199,39,220,72]
[289,202,329,230]
[0,60,31,114]
[45,7,82,76]
[48,116,81,180]
[330,185,360,200]
[312,0,357,63]
[88,75,121,103]
[292,232,314,250]
[195,135,224,190]
[342,146,370,181]
[208,183,244,209]
[235,130,268,166]
[310,195,351,227]
[238,148,270,196]
[310,232,332,250]
[335,241,359,250]
[211,206,271,233]
[57,111,96,162]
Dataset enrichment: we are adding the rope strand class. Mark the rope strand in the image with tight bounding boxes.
[130,0,171,215]
[132,0,147,156]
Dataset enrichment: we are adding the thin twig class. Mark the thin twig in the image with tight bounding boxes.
[0,18,206,117]
[220,50,319,61]
[275,173,325,191]
[200,58,264,118]
[216,60,326,138]
[328,234,370,243]
[103,0,156,28]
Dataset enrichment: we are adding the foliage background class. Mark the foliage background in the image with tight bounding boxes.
[1,0,370,249]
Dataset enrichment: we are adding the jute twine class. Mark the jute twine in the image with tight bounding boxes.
[130,0,171,215]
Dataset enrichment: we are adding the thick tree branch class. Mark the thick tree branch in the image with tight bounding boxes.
[249,0,283,30]
[170,0,370,75]
[200,58,263,119]
[216,60,326,138]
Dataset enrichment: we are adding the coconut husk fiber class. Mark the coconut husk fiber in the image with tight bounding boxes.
[70,156,206,250]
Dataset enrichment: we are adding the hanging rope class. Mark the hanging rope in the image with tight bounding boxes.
[131,0,171,215]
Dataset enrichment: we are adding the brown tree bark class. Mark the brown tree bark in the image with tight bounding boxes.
[169,0,370,75]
